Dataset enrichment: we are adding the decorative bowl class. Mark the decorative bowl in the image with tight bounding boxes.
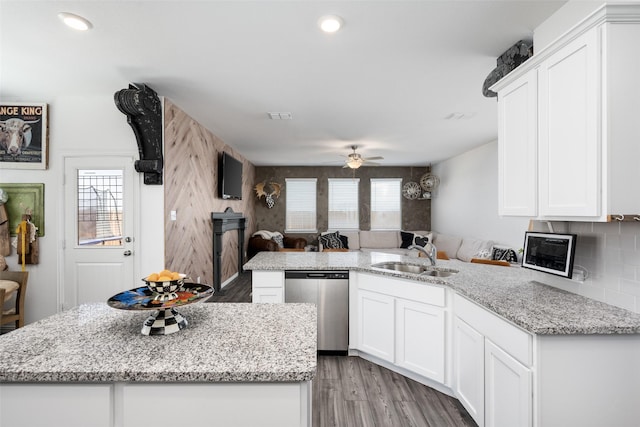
[142,274,186,302]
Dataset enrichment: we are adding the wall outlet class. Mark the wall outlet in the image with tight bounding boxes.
[170,210,177,221]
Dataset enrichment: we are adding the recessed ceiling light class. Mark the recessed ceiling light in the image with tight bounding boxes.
[318,15,343,33]
[58,12,93,31]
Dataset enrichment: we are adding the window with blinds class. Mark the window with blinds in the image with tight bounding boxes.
[328,178,359,230]
[285,178,317,232]
[370,178,402,230]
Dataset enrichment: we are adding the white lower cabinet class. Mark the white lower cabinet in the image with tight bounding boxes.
[357,289,395,362]
[252,287,283,303]
[355,272,446,383]
[453,317,485,427]
[251,271,284,303]
[484,339,532,427]
[395,298,445,382]
[454,294,533,427]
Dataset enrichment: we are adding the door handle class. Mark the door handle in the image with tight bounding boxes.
[123,250,132,256]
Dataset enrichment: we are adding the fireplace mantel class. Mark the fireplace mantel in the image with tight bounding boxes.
[211,208,246,293]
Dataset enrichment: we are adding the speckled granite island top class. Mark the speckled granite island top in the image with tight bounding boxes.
[0,303,317,383]
[244,251,640,335]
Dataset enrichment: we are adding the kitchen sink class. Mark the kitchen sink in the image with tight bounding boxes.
[370,261,457,277]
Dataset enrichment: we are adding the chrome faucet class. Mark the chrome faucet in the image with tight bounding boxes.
[408,242,437,266]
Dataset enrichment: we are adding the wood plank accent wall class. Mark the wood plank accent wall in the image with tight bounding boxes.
[164,99,256,286]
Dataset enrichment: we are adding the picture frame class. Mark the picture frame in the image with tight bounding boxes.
[0,183,45,236]
[0,103,49,169]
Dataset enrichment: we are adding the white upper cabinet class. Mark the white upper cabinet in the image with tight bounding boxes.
[493,5,640,221]
[498,69,538,216]
[538,28,600,218]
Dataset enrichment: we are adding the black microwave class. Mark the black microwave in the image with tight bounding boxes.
[522,232,577,278]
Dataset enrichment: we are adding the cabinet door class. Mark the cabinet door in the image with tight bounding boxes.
[453,317,485,427]
[252,287,284,303]
[498,69,538,216]
[395,298,445,382]
[357,289,394,362]
[538,28,600,217]
[485,340,532,427]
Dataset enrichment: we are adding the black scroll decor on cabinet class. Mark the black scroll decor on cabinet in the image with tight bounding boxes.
[114,83,163,185]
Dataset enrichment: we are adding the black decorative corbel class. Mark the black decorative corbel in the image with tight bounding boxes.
[114,83,163,184]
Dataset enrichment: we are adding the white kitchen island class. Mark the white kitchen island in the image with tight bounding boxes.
[0,303,317,427]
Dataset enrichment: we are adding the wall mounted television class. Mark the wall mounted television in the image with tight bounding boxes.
[219,152,243,200]
[522,231,577,278]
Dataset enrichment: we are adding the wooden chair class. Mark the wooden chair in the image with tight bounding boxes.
[0,271,28,329]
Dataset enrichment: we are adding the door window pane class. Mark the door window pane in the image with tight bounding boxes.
[77,169,124,246]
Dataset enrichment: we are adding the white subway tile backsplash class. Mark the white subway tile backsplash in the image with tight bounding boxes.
[603,288,637,312]
[532,220,640,313]
[620,278,640,297]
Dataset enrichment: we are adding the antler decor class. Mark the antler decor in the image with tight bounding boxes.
[254,181,282,209]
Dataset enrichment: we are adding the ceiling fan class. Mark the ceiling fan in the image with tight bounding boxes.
[342,145,383,169]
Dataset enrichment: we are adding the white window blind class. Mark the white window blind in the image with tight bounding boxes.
[370,178,402,230]
[285,178,317,232]
[328,178,359,230]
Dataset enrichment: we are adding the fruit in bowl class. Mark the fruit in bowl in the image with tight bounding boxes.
[143,270,186,301]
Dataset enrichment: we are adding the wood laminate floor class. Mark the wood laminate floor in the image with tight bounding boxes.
[313,355,477,427]
[210,270,477,427]
[205,271,252,303]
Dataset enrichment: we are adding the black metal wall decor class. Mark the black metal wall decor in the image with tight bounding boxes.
[482,40,533,98]
[114,83,163,184]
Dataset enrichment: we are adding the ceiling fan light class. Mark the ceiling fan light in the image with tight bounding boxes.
[346,158,363,169]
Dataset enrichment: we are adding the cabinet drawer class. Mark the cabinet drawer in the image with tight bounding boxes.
[358,272,445,307]
[252,271,284,288]
[454,294,532,366]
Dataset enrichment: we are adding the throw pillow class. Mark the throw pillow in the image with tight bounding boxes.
[271,234,284,248]
[319,231,344,249]
[413,234,430,247]
[400,231,414,249]
[492,246,518,263]
[339,235,349,249]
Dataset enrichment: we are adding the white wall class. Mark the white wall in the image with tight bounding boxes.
[534,1,604,52]
[432,140,640,313]
[0,94,164,324]
[431,140,530,250]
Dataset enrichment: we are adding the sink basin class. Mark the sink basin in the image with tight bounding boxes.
[370,262,426,274]
[370,261,457,278]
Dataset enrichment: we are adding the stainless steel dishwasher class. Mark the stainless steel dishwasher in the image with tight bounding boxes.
[284,270,349,352]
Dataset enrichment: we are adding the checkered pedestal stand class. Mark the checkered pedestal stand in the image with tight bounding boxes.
[141,308,188,336]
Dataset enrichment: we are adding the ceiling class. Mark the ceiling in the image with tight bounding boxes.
[0,0,565,167]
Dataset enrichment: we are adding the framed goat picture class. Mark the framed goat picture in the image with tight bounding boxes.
[0,102,49,169]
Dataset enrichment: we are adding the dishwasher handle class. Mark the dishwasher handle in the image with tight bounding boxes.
[285,270,349,280]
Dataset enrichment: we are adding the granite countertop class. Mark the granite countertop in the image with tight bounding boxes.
[0,303,317,383]
[244,251,640,335]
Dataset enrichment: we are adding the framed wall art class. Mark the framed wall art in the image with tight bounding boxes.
[0,183,45,236]
[0,103,49,169]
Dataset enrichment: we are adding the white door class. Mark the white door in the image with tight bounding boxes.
[395,298,445,382]
[63,156,138,308]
